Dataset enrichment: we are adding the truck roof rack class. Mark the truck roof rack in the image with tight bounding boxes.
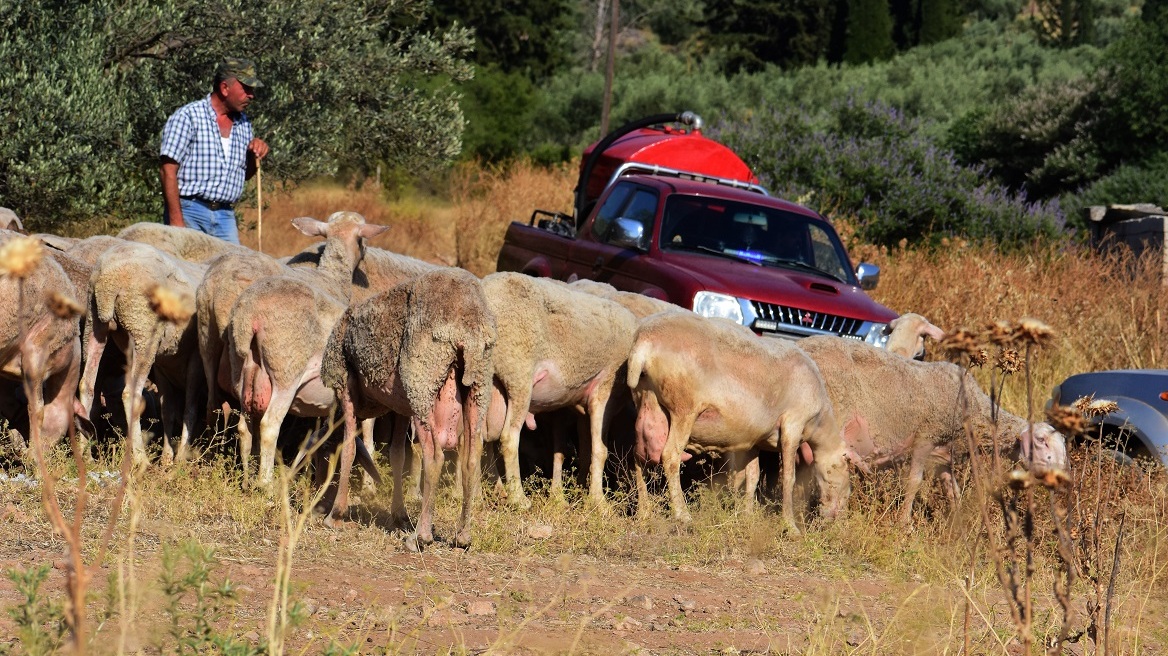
[607,162,770,197]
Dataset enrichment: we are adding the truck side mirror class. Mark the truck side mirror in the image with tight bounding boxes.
[855,262,880,290]
[609,217,648,251]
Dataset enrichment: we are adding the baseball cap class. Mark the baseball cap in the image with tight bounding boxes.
[216,57,263,88]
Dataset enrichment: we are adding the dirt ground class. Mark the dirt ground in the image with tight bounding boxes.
[3,473,1161,656]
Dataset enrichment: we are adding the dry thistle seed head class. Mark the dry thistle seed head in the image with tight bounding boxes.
[48,292,83,319]
[1006,468,1033,490]
[0,236,44,279]
[995,348,1022,375]
[939,327,982,363]
[1011,317,1054,348]
[1073,396,1120,417]
[1045,404,1088,437]
[1037,468,1072,489]
[969,348,990,368]
[984,320,1014,347]
[148,284,194,324]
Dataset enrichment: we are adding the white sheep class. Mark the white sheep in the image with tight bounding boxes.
[626,312,850,531]
[0,208,24,233]
[0,231,82,455]
[321,267,496,549]
[117,222,248,264]
[225,212,387,485]
[480,272,638,508]
[885,312,946,359]
[78,241,205,465]
[797,335,1068,524]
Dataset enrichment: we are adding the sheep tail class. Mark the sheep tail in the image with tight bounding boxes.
[626,340,649,390]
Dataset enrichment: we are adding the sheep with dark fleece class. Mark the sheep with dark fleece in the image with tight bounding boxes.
[321,267,495,550]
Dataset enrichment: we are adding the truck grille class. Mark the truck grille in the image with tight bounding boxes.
[749,300,864,338]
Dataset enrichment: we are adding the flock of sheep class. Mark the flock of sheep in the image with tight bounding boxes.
[0,209,1070,550]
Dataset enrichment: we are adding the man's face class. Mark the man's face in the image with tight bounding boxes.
[220,78,256,113]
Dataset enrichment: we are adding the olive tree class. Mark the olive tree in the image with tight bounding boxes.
[0,0,473,231]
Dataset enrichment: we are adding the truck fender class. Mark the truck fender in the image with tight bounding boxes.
[1088,396,1168,466]
[638,286,669,301]
[520,256,552,278]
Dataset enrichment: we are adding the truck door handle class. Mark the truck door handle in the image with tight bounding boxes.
[592,256,604,272]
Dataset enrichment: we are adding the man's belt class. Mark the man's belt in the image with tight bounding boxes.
[181,196,234,211]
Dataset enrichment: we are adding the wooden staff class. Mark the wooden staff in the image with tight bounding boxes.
[256,159,263,253]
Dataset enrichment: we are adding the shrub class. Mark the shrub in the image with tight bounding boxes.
[714,97,1065,247]
[1061,151,1168,226]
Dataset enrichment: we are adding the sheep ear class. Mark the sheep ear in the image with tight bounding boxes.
[291,216,327,237]
[1019,425,1033,461]
[922,320,946,342]
[357,224,390,239]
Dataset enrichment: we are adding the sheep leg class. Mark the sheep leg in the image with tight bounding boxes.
[633,459,653,518]
[662,413,696,523]
[899,440,935,526]
[549,413,567,502]
[408,417,444,551]
[40,343,81,451]
[326,388,359,525]
[156,374,181,465]
[498,384,532,509]
[237,411,256,482]
[777,419,804,535]
[200,323,222,427]
[739,448,761,513]
[454,393,484,549]
[385,415,412,531]
[360,418,377,492]
[176,350,203,462]
[122,332,158,469]
[257,386,297,486]
[585,377,616,506]
[78,314,109,416]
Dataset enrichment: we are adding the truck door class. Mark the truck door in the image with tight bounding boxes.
[564,181,661,291]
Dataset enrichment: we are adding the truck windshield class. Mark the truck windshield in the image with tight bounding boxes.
[659,195,855,284]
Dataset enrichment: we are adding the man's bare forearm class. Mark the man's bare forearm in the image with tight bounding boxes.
[160,160,184,227]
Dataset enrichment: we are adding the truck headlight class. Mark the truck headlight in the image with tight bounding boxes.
[863,322,890,348]
[693,291,744,325]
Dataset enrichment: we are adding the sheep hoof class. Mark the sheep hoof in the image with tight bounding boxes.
[391,512,414,533]
[453,532,472,550]
[510,494,532,511]
[404,533,422,553]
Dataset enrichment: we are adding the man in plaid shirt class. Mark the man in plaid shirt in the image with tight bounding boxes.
[160,57,270,244]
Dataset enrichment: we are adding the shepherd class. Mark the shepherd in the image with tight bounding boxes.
[159,57,270,244]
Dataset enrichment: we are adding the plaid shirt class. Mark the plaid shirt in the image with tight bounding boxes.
[160,95,253,204]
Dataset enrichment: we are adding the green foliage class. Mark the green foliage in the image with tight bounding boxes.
[844,0,897,63]
[4,565,67,656]
[702,0,839,72]
[946,77,1103,198]
[1062,151,1168,226]
[715,98,1064,247]
[1097,9,1168,156]
[427,0,574,80]
[919,0,964,44]
[160,540,264,655]
[459,65,541,162]
[0,0,473,232]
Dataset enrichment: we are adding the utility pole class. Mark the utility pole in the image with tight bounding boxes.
[599,0,619,136]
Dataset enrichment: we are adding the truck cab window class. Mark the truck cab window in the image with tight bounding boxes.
[591,183,635,241]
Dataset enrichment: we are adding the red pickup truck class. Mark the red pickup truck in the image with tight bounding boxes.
[496,112,898,343]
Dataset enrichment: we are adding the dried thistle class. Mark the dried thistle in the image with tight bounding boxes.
[48,292,83,319]
[148,284,194,324]
[1006,468,1033,490]
[1073,396,1119,417]
[1036,468,1072,489]
[969,348,990,368]
[995,348,1022,375]
[1046,404,1088,437]
[1011,318,1054,348]
[0,236,44,279]
[939,328,982,363]
[984,320,1014,347]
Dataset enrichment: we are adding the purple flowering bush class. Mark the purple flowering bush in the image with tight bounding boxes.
[713,97,1066,247]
